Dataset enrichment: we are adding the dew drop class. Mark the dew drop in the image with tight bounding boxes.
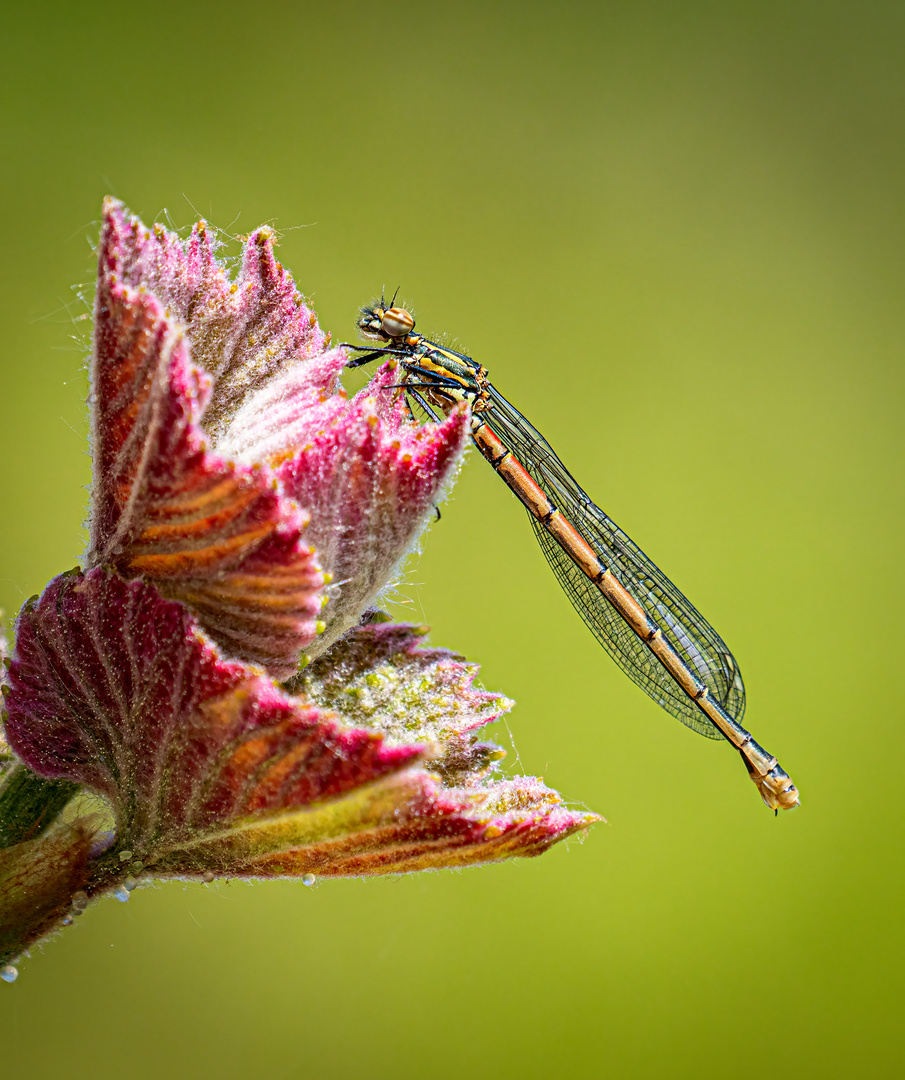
[123,877,138,892]
[114,886,130,903]
[202,871,215,884]
[302,873,316,887]
[71,890,89,912]
[61,916,73,926]
[0,966,18,984]
[118,849,133,862]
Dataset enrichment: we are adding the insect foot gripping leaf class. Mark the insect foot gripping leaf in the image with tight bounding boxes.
[0,200,600,976]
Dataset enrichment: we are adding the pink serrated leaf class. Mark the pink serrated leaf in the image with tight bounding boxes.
[99,199,328,440]
[214,350,349,466]
[297,620,511,782]
[153,771,599,879]
[4,569,425,859]
[276,365,470,656]
[90,271,323,678]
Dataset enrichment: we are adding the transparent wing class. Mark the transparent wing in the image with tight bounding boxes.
[485,385,745,739]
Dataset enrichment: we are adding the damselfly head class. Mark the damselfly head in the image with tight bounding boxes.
[358,296,416,342]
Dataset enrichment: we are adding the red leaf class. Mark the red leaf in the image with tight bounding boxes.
[298,620,511,782]
[90,270,323,678]
[4,569,424,858]
[276,366,469,655]
[98,199,328,440]
[153,772,598,879]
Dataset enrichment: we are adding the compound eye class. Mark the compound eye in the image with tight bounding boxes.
[357,314,384,341]
[381,306,415,340]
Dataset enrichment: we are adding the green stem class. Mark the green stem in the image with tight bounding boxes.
[0,763,79,848]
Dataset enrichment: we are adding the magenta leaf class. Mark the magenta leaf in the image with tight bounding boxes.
[89,199,471,677]
[298,620,511,782]
[153,772,597,879]
[90,244,324,678]
[274,365,470,655]
[4,568,424,860]
[98,199,328,440]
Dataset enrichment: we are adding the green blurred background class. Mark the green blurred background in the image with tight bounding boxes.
[1,1,902,1076]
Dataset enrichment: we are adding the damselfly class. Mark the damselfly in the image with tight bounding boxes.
[343,299,799,812]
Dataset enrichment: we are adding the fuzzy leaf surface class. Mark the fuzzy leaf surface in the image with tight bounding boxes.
[4,569,424,861]
[91,216,324,676]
